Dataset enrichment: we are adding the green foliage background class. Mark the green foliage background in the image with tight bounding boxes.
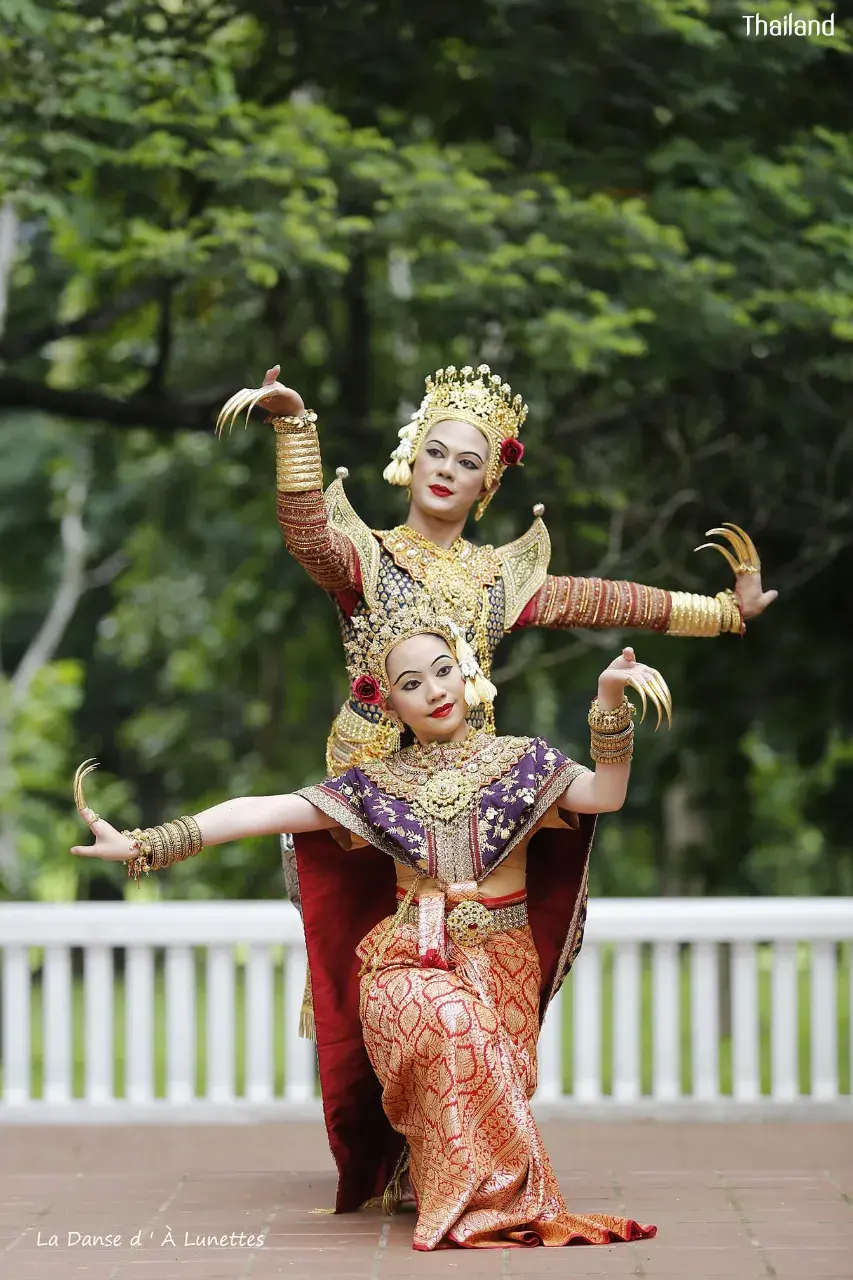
[1,0,851,903]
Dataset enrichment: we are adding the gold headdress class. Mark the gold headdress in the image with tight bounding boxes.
[345,596,497,715]
[384,365,528,520]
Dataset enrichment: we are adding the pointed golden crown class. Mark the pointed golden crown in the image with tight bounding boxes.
[383,364,528,518]
[345,597,455,694]
[345,595,496,710]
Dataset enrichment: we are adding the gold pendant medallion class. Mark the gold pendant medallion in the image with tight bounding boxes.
[414,769,478,822]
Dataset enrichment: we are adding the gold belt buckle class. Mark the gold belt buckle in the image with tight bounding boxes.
[446,899,495,947]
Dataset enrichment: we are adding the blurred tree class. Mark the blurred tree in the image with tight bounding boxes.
[0,0,851,898]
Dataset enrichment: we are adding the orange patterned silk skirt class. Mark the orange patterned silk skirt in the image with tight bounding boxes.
[356,894,657,1251]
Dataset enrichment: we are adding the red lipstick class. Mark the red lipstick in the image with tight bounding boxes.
[429,484,452,497]
[429,703,454,719]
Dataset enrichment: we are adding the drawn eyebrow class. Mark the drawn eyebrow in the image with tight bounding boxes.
[425,436,484,463]
[392,655,452,685]
[392,668,421,685]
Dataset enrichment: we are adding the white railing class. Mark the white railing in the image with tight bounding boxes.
[1,899,851,1120]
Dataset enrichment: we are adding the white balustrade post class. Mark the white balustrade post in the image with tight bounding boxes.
[810,941,837,1101]
[125,946,155,1103]
[652,941,680,1101]
[771,941,799,1102]
[612,942,641,1101]
[165,945,195,1104]
[43,947,72,1104]
[572,944,602,1102]
[534,990,563,1103]
[206,945,235,1103]
[84,945,114,1105]
[731,941,760,1101]
[246,946,275,1103]
[691,942,719,1101]
[2,947,31,1104]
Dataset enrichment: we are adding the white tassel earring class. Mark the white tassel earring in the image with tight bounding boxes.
[447,623,497,709]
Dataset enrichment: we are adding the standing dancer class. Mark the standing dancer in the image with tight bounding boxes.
[219,364,775,1037]
[218,362,774,774]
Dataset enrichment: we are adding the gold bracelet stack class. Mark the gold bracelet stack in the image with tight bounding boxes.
[123,816,203,883]
[588,697,635,765]
[666,589,743,637]
[715,588,743,635]
[272,410,323,493]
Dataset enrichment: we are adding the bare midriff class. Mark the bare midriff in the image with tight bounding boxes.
[395,844,528,899]
[329,802,574,901]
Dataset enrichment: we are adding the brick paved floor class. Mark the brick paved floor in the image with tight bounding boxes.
[1,1122,851,1279]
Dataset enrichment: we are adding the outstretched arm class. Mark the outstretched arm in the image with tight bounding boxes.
[516,525,775,637]
[218,366,361,595]
[518,574,744,637]
[70,793,338,865]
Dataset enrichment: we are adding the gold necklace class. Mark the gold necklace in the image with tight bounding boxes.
[409,731,488,822]
[392,526,482,629]
[364,732,529,824]
[397,523,468,560]
[409,730,486,770]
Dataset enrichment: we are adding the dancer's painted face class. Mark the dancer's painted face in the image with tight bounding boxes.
[409,419,496,523]
[384,633,468,741]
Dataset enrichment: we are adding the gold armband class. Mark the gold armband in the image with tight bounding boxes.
[588,696,634,733]
[588,697,635,764]
[272,410,323,493]
[124,816,203,884]
[665,588,742,638]
[590,726,634,764]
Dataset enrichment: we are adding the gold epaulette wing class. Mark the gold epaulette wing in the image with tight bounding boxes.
[323,475,381,610]
[495,513,552,630]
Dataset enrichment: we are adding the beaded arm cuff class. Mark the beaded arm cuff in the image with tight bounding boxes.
[276,490,361,592]
[522,575,672,632]
[521,575,743,637]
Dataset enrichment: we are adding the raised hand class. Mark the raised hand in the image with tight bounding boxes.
[216,365,306,436]
[70,759,134,862]
[695,522,778,620]
[71,814,135,862]
[598,647,672,730]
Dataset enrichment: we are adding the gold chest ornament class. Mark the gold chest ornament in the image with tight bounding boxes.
[413,768,479,823]
[377,524,496,634]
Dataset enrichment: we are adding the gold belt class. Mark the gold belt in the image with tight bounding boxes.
[401,897,528,946]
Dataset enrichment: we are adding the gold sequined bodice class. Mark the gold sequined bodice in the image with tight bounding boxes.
[375,524,501,636]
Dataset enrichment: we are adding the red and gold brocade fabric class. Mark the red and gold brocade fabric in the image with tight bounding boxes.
[516,573,672,633]
[357,903,656,1250]
[276,489,362,607]
[292,811,657,1251]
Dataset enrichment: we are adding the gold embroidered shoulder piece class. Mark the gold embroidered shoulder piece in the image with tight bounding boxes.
[495,513,552,630]
[324,475,382,610]
[374,525,502,589]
